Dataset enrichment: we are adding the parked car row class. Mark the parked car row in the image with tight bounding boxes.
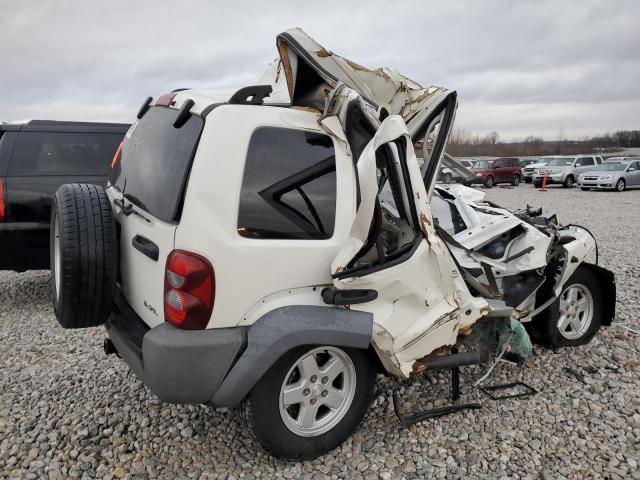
[439,154,640,192]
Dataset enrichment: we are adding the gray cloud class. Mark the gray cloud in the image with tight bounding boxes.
[2,0,638,140]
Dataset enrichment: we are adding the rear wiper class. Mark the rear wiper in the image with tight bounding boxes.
[113,197,150,223]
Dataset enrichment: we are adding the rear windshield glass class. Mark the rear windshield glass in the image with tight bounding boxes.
[9,131,122,176]
[111,107,203,222]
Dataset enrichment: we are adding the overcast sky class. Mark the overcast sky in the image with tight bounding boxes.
[2,0,638,140]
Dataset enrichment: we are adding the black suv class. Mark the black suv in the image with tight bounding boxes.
[0,120,129,271]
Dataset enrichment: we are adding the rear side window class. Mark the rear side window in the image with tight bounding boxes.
[111,107,204,222]
[238,127,336,240]
[9,131,122,176]
[580,157,595,166]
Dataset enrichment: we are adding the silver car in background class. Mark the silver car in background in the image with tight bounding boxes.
[578,159,640,191]
[533,155,604,188]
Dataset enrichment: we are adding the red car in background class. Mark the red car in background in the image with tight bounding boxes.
[471,157,522,187]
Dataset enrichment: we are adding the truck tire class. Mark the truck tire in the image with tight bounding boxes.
[51,183,117,328]
[248,345,375,459]
[528,266,603,349]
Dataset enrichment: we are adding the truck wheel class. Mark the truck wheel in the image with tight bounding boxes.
[530,266,603,348]
[51,184,117,328]
[563,175,575,188]
[511,174,521,186]
[248,345,375,459]
[483,176,495,188]
[443,173,453,184]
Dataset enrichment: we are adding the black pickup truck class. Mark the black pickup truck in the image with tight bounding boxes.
[0,120,129,271]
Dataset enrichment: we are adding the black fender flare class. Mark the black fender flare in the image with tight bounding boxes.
[209,305,373,407]
[581,262,616,326]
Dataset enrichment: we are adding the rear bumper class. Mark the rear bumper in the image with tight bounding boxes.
[105,291,247,404]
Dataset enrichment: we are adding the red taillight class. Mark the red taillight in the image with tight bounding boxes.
[164,250,215,330]
[0,179,5,220]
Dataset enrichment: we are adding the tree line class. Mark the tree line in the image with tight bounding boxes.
[447,129,640,157]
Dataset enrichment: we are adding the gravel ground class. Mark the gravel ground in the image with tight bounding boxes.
[1,184,639,480]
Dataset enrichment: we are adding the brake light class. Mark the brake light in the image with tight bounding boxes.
[164,250,215,330]
[0,179,5,220]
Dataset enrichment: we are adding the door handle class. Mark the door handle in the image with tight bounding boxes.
[132,235,159,261]
[321,288,378,305]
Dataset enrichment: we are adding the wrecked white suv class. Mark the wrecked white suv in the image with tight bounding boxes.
[50,29,615,459]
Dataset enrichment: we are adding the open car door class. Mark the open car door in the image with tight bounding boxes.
[329,114,488,377]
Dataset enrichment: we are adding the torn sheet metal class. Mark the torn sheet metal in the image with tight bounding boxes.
[261,28,450,134]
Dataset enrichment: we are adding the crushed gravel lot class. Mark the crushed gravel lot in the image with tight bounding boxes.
[1,184,639,479]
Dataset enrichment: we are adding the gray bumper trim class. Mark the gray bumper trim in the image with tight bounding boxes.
[210,305,373,407]
[106,305,246,405]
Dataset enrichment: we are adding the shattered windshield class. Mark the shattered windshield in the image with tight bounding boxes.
[546,157,575,166]
[595,162,626,171]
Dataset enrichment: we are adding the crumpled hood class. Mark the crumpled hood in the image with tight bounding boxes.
[261,28,451,128]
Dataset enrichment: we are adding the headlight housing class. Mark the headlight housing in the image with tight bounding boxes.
[600,175,612,180]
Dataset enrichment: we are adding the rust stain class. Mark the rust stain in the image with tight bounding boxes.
[316,48,332,58]
[411,345,451,375]
[277,39,295,99]
[416,191,420,200]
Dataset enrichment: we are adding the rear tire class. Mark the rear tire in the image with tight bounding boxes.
[51,183,117,328]
[248,345,375,460]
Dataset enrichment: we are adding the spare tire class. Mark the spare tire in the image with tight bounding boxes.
[51,183,117,328]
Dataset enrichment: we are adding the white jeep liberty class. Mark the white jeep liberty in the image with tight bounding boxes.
[50,29,615,459]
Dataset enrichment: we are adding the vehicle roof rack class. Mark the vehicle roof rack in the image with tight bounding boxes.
[228,85,273,105]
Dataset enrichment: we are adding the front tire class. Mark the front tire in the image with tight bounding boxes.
[483,176,495,188]
[511,174,521,186]
[580,187,590,191]
[249,345,375,460]
[615,178,626,192]
[530,266,603,348]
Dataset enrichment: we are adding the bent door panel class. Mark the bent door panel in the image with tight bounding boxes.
[331,116,487,376]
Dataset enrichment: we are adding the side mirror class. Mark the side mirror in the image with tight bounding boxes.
[629,167,636,172]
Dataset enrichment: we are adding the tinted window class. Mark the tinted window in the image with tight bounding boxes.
[238,127,336,240]
[580,157,595,166]
[111,107,204,222]
[9,131,122,176]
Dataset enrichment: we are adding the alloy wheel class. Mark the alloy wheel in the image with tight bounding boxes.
[279,346,356,437]
[557,283,594,340]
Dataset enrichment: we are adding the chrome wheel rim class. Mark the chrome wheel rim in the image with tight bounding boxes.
[279,346,356,437]
[616,179,625,191]
[486,177,494,187]
[557,283,593,340]
[53,214,61,301]
[513,176,520,185]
